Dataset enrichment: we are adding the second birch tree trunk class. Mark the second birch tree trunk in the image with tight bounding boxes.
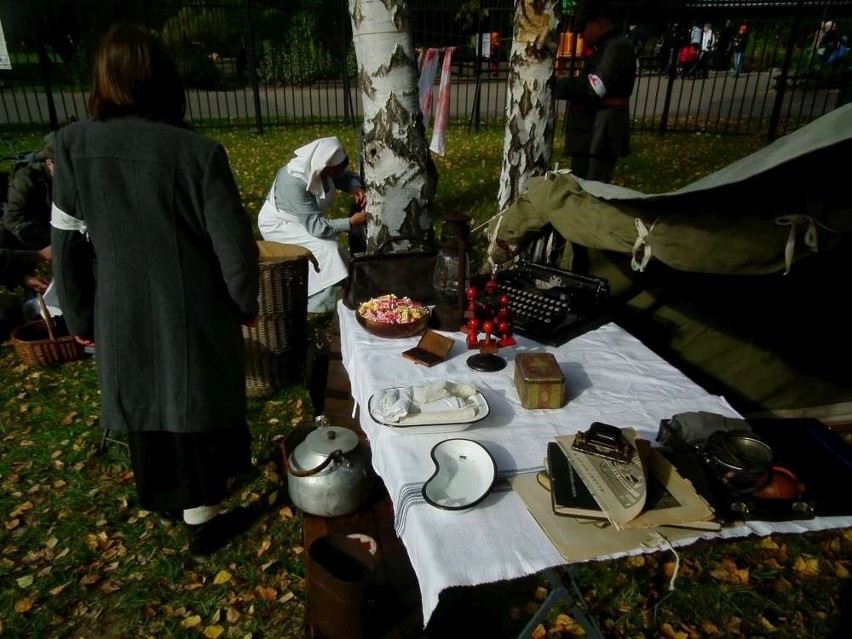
[497,0,559,212]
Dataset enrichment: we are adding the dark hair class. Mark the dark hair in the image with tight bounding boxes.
[87,23,186,125]
[575,1,615,31]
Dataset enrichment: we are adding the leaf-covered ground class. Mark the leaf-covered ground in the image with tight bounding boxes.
[2,124,850,638]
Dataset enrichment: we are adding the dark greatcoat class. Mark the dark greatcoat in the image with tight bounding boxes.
[555,30,637,162]
[52,117,259,438]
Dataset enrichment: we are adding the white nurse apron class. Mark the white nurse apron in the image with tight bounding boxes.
[257,176,349,298]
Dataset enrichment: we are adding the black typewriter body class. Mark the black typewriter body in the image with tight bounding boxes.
[495,261,610,346]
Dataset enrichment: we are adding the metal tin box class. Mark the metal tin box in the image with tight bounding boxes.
[514,353,566,409]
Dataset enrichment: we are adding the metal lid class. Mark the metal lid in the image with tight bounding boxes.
[305,426,360,457]
[517,352,564,382]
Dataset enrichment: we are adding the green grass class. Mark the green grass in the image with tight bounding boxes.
[2,123,849,638]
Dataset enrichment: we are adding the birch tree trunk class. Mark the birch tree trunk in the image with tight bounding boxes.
[349,0,438,250]
[497,0,559,212]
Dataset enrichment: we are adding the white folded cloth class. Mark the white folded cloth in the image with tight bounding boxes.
[412,380,451,404]
[372,381,480,425]
[419,396,466,413]
[373,387,412,423]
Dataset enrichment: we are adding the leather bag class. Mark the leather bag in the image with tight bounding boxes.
[342,236,438,309]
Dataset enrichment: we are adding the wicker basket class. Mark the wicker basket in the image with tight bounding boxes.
[256,256,310,316]
[243,254,309,397]
[11,317,85,367]
[244,343,282,398]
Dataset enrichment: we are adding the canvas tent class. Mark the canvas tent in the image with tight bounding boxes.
[494,104,852,421]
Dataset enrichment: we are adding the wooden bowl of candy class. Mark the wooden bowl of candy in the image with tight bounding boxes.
[356,294,430,338]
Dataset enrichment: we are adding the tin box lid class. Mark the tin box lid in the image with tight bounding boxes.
[516,353,564,382]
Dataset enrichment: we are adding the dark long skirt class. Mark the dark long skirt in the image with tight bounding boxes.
[127,422,253,512]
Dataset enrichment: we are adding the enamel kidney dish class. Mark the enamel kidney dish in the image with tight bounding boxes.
[422,439,497,510]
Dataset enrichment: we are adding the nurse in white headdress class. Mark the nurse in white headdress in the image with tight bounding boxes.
[258,136,368,313]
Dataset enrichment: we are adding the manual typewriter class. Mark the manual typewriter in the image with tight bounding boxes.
[494,260,610,346]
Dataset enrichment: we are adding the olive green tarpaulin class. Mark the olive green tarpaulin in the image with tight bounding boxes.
[497,103,852,275]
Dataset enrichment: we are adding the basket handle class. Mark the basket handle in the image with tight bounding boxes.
[36,293,56,342]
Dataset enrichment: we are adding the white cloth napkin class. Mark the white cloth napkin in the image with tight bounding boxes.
[372,381,479,425]
[373,387,412,423]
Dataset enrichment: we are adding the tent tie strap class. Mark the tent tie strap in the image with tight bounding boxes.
[631,217,658,272]
[775,213,835,275]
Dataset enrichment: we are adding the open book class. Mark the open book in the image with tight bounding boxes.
[550,433,718,531]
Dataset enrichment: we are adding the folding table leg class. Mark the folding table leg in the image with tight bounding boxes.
[515,567,604,639]
[98,429,129,454]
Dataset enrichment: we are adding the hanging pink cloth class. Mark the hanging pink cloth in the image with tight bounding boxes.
[418,48,441,128]
[429,47,456,156]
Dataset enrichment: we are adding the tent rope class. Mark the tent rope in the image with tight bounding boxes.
[775,212,836,275]
[631,217,658,272]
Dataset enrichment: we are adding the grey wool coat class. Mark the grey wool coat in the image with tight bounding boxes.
[51,117,259,434]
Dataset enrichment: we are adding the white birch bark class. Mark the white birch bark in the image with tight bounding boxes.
[497,0,559,212]
[349,0,438,250]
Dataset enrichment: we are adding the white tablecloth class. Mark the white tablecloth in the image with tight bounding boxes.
[337,301,852,624]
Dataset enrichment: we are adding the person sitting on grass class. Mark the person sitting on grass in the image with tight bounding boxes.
[3,134,55,251]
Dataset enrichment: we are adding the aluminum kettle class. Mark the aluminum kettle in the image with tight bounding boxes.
[282,416,374,517]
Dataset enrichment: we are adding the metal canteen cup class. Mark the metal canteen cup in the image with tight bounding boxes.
[282,416,374,517]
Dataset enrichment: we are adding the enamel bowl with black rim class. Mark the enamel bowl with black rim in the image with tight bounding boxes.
[422,439,497,510]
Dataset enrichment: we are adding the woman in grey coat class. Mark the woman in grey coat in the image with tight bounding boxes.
[51,23,260,554]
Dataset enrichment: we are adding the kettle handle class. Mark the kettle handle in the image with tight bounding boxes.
[286,448,345,477]
[281,427,346,477]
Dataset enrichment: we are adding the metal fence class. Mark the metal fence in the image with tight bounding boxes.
[1,0,850,139]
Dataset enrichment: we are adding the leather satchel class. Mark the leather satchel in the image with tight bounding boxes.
[342,236,438,309]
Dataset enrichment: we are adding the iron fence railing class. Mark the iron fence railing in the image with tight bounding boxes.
[1,1,850,139]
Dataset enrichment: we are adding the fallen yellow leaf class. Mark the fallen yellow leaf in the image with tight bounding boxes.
[836,562,850,579]
[10,501,33,517]
[758,615,777,632]
[530,623,546,639]
[61,412,78,426]
[257,538,272,558]
[181,615,202,628]
[213,570,232,585]
[660,623,688,639]
[16,575,34,588]
[14,597,36,613]
[49,582,70,596]
[700,619,721,635]
[793,556,820,577]
[256,586,278,601]
[203,625,225,638]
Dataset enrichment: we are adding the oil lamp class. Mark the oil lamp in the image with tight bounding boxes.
[431,212,471,330]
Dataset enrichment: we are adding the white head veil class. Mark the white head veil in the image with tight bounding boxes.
[286,136,348,200]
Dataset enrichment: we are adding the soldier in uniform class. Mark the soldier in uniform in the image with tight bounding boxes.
[553,0,637,183]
